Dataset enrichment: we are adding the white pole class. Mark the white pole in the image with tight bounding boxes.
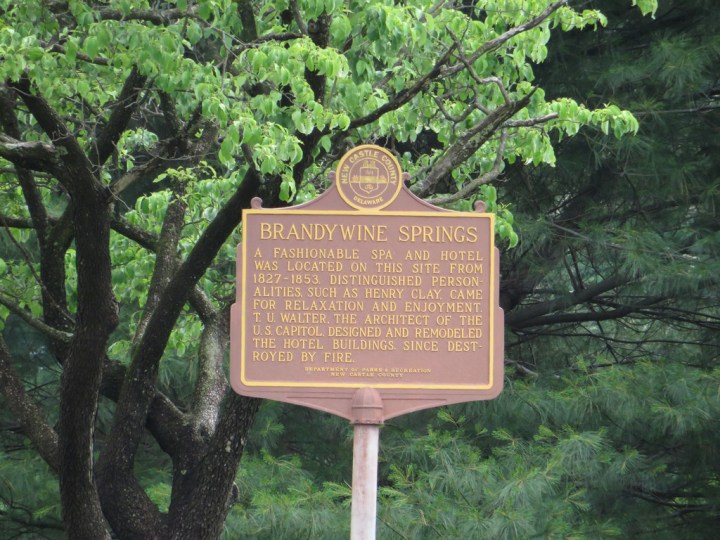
[351,422,380,540]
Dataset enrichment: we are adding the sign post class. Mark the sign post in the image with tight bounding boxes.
[350,388,383,540]
[230,145,504,538]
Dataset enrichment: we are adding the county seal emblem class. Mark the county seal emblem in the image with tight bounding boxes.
[335,145,403,210]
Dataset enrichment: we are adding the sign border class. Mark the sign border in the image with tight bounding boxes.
[239,209,496,391]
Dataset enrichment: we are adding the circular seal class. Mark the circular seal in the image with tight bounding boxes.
[335,145,403,210]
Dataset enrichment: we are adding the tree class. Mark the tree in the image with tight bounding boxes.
[0,0,656,538]
[494,0,720,535]
[213,1,720,538]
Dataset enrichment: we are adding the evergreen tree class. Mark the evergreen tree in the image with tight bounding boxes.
[225,1,720,538]
[5,0,716,538]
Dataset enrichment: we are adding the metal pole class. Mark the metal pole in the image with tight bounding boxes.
[350,387,384,540]
[351,423,380,540]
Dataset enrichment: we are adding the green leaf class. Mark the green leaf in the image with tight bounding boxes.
[219,137,235,166]
[96,26,110,49]
[319,134,331,153]
[198,0,212,19]
[26,47,44,61]
[336,114,350,130]
[84,35,98,58]
[633,0,658,17]
[330,14,351,43]
[279,176,296,202]
[260,155,277,175]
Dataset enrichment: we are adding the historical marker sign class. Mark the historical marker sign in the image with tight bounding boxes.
[230,145,504,422]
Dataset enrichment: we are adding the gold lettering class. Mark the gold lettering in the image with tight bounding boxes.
[431,275,481,287]
[331,340,394,351]
[307,287,338,298]
[402,341,438,352]
[339,224,388,241]
[449,262,483,274]
[405,250,430,260]
[440,250,483,261]
[324,351,354,363]
[447,341,480,352]
[450,289,483,300]
[385,327,408,338]
[252,350,293,362]
[397,225,479,243]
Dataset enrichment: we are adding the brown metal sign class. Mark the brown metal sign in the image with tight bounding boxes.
[230,145,504,421]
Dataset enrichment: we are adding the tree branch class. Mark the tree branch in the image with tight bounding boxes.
[97,6,195,25]
[442,0,567,78]
[0,134,59,173]
[504,113,559,128]
[413,91,535,197]
[1,88,74,346]
[132,193,187,350]
[235,0,259,42]
[427,130,508,205]
[289,0,308,34]
[343,43,457,133]
[108,120,218,197]
[99,358,193,462]
[190,309,229,438]
[506,274,632,328]
[88,66,148,168]
[0,291,73,343]
[110,215,216,323]
[0,337,60,472]
[0,89,50,233]
[97,161,263,532]
[167,394,260,538]
[10,74,99,194]
[11,73,118,538]
[111,215,158,250]
[514,297,665,328]
[0,215,34,229]
[49,43,110,66]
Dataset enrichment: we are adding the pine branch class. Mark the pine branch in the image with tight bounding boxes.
[507,274,631,328]
[513,296,664,329]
